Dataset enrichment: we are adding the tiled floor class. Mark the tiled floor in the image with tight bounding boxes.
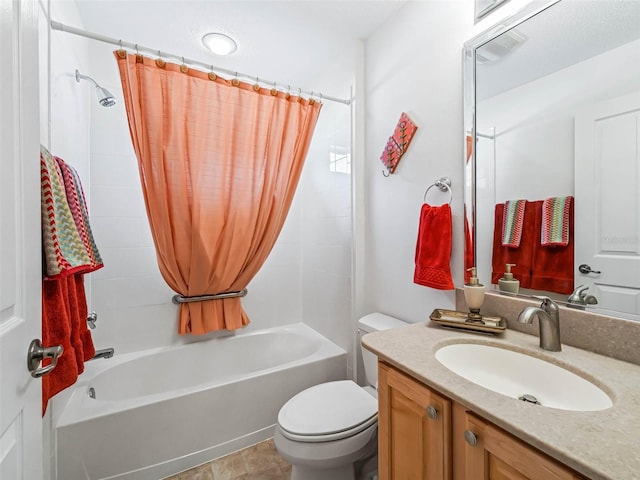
[164,439,291,480]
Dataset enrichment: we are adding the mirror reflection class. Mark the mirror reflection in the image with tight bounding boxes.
[465,0,640,319]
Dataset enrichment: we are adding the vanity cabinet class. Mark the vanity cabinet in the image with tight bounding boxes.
[460,411,585,480]
[378,362,452,480]
[378,361,587,480]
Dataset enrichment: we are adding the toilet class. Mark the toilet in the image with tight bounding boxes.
[274,313,408,480]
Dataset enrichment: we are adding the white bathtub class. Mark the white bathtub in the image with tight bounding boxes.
[56,323,346,480]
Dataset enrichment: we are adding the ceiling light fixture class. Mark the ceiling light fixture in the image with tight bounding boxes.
[202,33,237,56]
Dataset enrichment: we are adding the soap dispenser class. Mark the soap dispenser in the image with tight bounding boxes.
[498,263,520,294]
[464,267,486,321]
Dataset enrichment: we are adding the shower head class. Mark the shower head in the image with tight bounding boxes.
[75,69,116,107]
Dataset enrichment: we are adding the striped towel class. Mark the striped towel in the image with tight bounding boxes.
[41,146,103,278]
[501,199,527,247]
[541,196,573,247]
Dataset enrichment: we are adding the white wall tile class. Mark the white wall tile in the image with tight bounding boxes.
[90,185,147,218]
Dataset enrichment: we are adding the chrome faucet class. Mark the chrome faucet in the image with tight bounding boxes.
[567,285,598,306]
[87,311,98,329]
[91,348,114,360]
[517,297,561,352]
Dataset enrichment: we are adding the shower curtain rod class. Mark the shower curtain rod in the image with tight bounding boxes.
[50,20,351,106]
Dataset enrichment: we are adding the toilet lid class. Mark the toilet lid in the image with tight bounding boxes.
[278,380,378,442]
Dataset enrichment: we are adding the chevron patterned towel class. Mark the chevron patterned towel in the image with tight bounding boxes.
[541,196,573,247]
[501,199,527,247]
[41,146,103,278]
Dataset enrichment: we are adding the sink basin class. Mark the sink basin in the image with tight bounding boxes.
[435,343,612,411]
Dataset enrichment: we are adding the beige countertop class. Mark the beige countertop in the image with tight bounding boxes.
[362,321,640,480]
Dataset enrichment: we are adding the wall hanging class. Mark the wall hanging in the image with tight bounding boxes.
[380,112,418,176]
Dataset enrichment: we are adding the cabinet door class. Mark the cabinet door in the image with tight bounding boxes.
[378,362,452,480]
[462,412,585,480]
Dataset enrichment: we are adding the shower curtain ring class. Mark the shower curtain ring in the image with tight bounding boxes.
[135,44,139,55]
[253,76,260,91]
[156,50,166,68]
[208,65,217,81]
[232,72,240,87]
[180,57,188,73]
[116,40,127,58]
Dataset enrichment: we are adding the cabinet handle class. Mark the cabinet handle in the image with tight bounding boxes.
[464,429,478,447]
[426,405,438,419]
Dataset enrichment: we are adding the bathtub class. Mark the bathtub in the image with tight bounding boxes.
[56,323,346,480]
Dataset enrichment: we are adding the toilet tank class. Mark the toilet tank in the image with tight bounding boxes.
[358,313,409,387]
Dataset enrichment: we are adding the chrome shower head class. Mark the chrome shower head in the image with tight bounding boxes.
[75,69,116,107]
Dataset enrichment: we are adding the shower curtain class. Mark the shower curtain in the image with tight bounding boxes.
[115,52,321,335]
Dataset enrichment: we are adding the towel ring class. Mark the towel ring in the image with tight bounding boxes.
[423,177,452,205]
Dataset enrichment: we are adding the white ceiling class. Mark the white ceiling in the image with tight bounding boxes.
[73,0,407,90]
[476,0,640,100]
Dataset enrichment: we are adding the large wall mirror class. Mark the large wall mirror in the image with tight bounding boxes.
[463,0,640,320]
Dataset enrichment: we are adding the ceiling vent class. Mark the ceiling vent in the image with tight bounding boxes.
[476,29,528,64]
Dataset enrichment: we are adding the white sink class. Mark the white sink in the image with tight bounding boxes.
[435,343,612,411]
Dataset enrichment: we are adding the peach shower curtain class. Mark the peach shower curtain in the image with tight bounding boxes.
[115,52,321,335]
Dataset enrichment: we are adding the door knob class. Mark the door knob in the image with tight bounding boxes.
[578,264,601,275]
[426,406,438,419]
[27,339,63,378]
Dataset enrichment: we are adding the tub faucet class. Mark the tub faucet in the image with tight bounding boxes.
[567,285,598,307]
[517,297,561,352]
[91,348,114,360]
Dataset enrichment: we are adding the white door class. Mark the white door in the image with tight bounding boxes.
[0,0,43,478]
[575,91,640,317]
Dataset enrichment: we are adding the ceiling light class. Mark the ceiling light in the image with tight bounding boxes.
[202,33,237,56]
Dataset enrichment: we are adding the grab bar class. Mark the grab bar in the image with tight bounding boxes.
[172,289,248,304]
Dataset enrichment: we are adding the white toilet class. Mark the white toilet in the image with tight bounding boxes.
[274,313,408,480]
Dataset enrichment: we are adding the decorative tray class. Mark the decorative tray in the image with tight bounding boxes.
[429,309,507,334]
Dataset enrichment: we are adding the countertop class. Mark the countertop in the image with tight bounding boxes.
[362,321,640,480]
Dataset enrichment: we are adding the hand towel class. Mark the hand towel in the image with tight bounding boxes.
[491,202,534,288]
[541,196,573,247]
[41,146,96,278]
[42,277,78,415]
[502,199,527,247]
[531,199,574,294]
[55,156,103,270]
[414,203,454,290]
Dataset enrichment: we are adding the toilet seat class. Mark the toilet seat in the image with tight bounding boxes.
[278,380,378,443]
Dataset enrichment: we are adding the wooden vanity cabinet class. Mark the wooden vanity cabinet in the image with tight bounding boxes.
[378,362,452,480]
[460,411,586,480]
[378,361,587,480]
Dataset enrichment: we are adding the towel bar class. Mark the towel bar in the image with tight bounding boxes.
[172,289,248,304]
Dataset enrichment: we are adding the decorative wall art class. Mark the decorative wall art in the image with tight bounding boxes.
[379,112,418,176]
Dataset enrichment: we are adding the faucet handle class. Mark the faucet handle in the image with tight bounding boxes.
[532,295,558,312]
[532,295,552,304]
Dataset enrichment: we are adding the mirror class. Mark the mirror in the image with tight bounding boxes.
[463,0,640,319]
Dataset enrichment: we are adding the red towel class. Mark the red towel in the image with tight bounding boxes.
[414,203,454,290]
[491,202,535,288]
[464,205,475,284]
[530,200,574,294]
[41,274,95,415]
